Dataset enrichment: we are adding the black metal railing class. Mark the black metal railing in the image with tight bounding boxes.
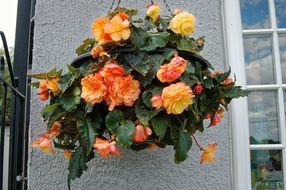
[0,32,27,190]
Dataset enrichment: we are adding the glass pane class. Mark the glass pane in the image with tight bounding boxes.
[244,36,275,85]
[279,35,286,83]
[248,91,280,144]
[284,90,286,124]
[275,0,286,28]
[240,0,270,29]
[251,150,284,190]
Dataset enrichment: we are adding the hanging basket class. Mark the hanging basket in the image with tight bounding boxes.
[30,4,248,189]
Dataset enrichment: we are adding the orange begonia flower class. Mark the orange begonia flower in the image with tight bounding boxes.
[157,56,187,83]
[210,107,225,127]
[106,74,140,111]
[133,124,152,143]
[31,133,55,155]
[48,121,61,138]
[48,77,61,95]
[117,13,129,21]
[99,61,125,85]
[93,137,121,157]
[81,73,107,105]
[151,95,164,109]
[208,70,224,78]
[200,143,218,164]
[38,79,49,101]
[162,82,194,114]
[104,14,131,42]
[92,17,111,44]
[63,149,73,160]
[222,77,234,86]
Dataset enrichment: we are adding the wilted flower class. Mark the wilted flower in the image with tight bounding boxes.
[91,45,109,58]
[104,14,130,42]
[31,134,55,155]
[162,82,194,114]
[92,17,111,44]
[63,149,73,160]
[93,137,121,157]
[200,143,218,164]
[157,56,187,83]
[146,4,160,22]
[48,121,61,138]
[222,77,234,86]
[133,124,152,143]
[81,73,107,104]
[106,74,140,111]
[38,79,49,101]
[169,11,196,35]
[151,95,164,109]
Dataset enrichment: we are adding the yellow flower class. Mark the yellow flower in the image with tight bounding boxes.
[92,17,111,44]
[104,14,131,42]
[162,82,194,114]
[146,4,160,22]
[81,73,107,104]
[169,11,196,35]
[200,143,218,164]
[48,77,61,95]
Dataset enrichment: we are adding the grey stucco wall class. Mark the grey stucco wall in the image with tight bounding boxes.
[28,0,231,189]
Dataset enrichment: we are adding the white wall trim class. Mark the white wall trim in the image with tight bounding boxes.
[222,0,251,189]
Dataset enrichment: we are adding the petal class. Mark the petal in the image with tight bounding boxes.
[120,28,131,40]
[110,32,122,41]
[104,23,115,34]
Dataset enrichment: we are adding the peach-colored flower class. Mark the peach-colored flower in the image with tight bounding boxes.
[157,56,187,83]
[208,70,224,78]
[200,143,218,164]
[211,107,224,127]
[106,74,140,111]
[48,77,61,95]
[48,121,61,138]
[92,17,111,44]
[193,83,203,95]
[63,149,73,160]
[146,4,160,22]
[93,137,121,157]
[117,12,129,21]
[133,124,152,143]
[31,133,55,155]
[222,77,234,86]
[81,73,107,104]
[162,82,194,114]
[151,95,164,109]
[91,45,109,58]
[99,61,125,85]
[104,14,131,42]
[38,79,49,101]
[169,11,196,35]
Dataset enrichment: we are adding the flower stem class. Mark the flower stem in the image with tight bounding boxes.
[191,135,204,151]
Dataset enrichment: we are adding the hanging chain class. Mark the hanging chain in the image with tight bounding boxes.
[162,0,172,13]
[108,0,122,13]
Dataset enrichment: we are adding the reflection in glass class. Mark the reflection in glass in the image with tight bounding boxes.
[240,0,270,29]
[244,36,275,85]
[275,0,286,28]
[278,35,286,83]
[248,91,280,144]
[251,150,284,190]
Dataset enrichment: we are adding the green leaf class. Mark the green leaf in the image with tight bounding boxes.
[115,120,135,148]
[76,38,95,55]
[78,118,99,155]
[203,78,213,89]
[58,73,76,93]
[41,103,62,122]
[29,82,40,88]
[215,69,231,82]
[151,113,171,141]
[67,65,80,77]
[60,87,81,112]
[174,131,192,164]
[162,48,176,59]
[106,110,124,131]
[122,52,150,76]
[159,17,171,31]
[140,32,170,52]
[135,101,161,125]
[29,73,47,79]
[185,61,195,73]
[131,27,149,48]
[67,147,88,189]
[223,86,249,98]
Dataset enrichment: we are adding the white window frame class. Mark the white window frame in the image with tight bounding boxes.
[223,0,286,190]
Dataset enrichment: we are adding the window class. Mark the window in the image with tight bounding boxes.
[223,0,286,190]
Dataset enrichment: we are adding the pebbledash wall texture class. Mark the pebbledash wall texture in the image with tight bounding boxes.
[29,0,231,189]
